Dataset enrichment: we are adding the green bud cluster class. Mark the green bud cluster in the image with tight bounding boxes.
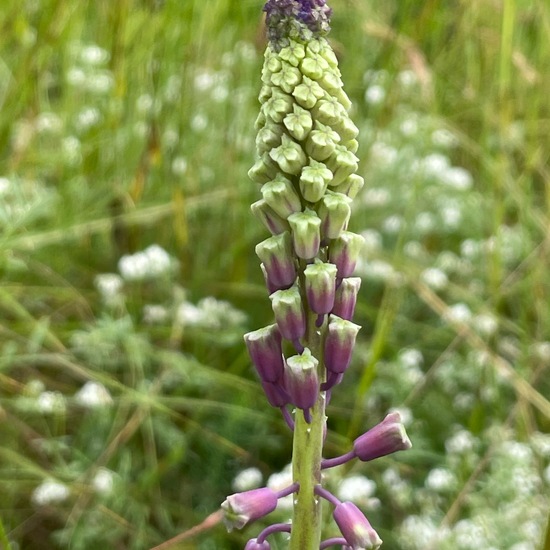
[250,34,364,309]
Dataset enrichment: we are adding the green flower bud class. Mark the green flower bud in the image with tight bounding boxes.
[325,145,359,186]
[263,91,294,123]
[269,134,307,175]
[343,138,359,154]
[300,52,329,80]
[318,39,339,68]
[278,40,306,67]
[270,61,302,94]
[254,109,267,130]
[251,199,290,235]
[334,114,360,142]
[293,76,325,109]
[256,123,284,155]
[331,173,365,199]
[305,121,340,161]
[287,209,321,259]
[248,153,279,184]
[299,158,333,202]
[262,55,283,84]
[318,191,352,239]
[317,70,344,95]
[261,174,302,219]
[334,87,352,111]
[283,104,313,141]
[311,96,346,127]
[258,84,273,103]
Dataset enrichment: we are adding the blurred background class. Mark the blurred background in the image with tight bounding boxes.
[1,0,549,548]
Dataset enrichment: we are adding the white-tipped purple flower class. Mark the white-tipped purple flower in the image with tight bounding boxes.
[222,487,279,531]
[261,174,302,219]
[318,191,352,240]
[244,324,285,383]
[333,501,382,550]
[304,260,337,315]
[332,277,361,320]
[284,347,319,418]
[288,209,321,260]
[270,285,306,346]
[328,231,365,278]
[251,199,289,235]
[256,232,297,290]
[353,411,412,462]
[324,314,361,374]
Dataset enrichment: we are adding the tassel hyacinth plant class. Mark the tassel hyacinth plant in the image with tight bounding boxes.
[222,1,412,548]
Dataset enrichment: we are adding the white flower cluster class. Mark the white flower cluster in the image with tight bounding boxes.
[118,245,176,281]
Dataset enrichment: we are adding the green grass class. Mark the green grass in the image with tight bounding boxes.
[1,0,549,548]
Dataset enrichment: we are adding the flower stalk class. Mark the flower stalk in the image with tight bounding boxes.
[222,1,412,548]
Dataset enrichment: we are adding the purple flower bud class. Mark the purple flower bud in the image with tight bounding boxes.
[333,501,382,550]
[263,0,332,49]
[353,411,412,462]
[244,324,285,383]
[245,539,271,550]
[270,285,306,343]
[287,209,321,260]
[256,232,297,290]
[251,199,290,235]
[261,174,302,220]
[222,487,279,531]
[332,277,361,320]
[284,347,319,413]
[328,231,365,278]
[261,379,290,407]
[304,260,337,314]
[324,314,361,374]
[318,192,352,240]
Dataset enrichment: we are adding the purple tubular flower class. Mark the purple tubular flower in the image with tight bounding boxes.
[328,231,365,278]
[244,324,285,383]
[332,276,361,320]
[324,314,361,374]
[222,487,279,531]
[333,501,382,550]
[261,379,290,407]
[256,232,297,290]
[251,199,290,235]
[270,285,306,343]
[284,348,319,416]
[353,411,412,462]
[304,260,337,315]
[264,0,332,49]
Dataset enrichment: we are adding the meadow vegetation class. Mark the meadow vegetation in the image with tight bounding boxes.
[0,0,549,548]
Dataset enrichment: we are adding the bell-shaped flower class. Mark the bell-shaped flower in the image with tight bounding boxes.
[222,487,279,531]
[287,209,321,260]
[255,232,296,290]
[245,539,271,550]
[270,285,306,345]
[324,314,361,374]
[251,199,289,236]
[304,260,337,315]
[269,134,307,176]
[261,174,302,219]
[299,158,333,203]
[261,379,290,408]
[244,324,285,383]
[318,192,352,240]
[284,348,319,415]
[328,231,365,278]
[332,277,361,320]
[333,501,382,550]
[353,411,412,462]
[248,153,279,184]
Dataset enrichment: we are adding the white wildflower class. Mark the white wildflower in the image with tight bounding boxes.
[382,215,403,234]
[191,113,208,132]
[441,167,473,190]
[421,267,448,290]
[171,156,188,176]
[267,464,293,511]
[37,391,65,414]
[362,186,391,207]
[445,429,478,455]
[143,304,169,324]
[95,273,124,304]
[369,143,397,167]
[118,245,174,281]
[425,468,456,492]
[80,45,110,66]
[444,303,472,324]
[360,229,382,253]
[337,475,376,503]
[32,479,70,506]
[92,468,115,495]
[431,128,458,148]
[364,84,386,105]
[74,381,113,408]
[472,313,498,336]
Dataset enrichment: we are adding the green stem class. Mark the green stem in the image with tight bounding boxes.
[289,307,326,549]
